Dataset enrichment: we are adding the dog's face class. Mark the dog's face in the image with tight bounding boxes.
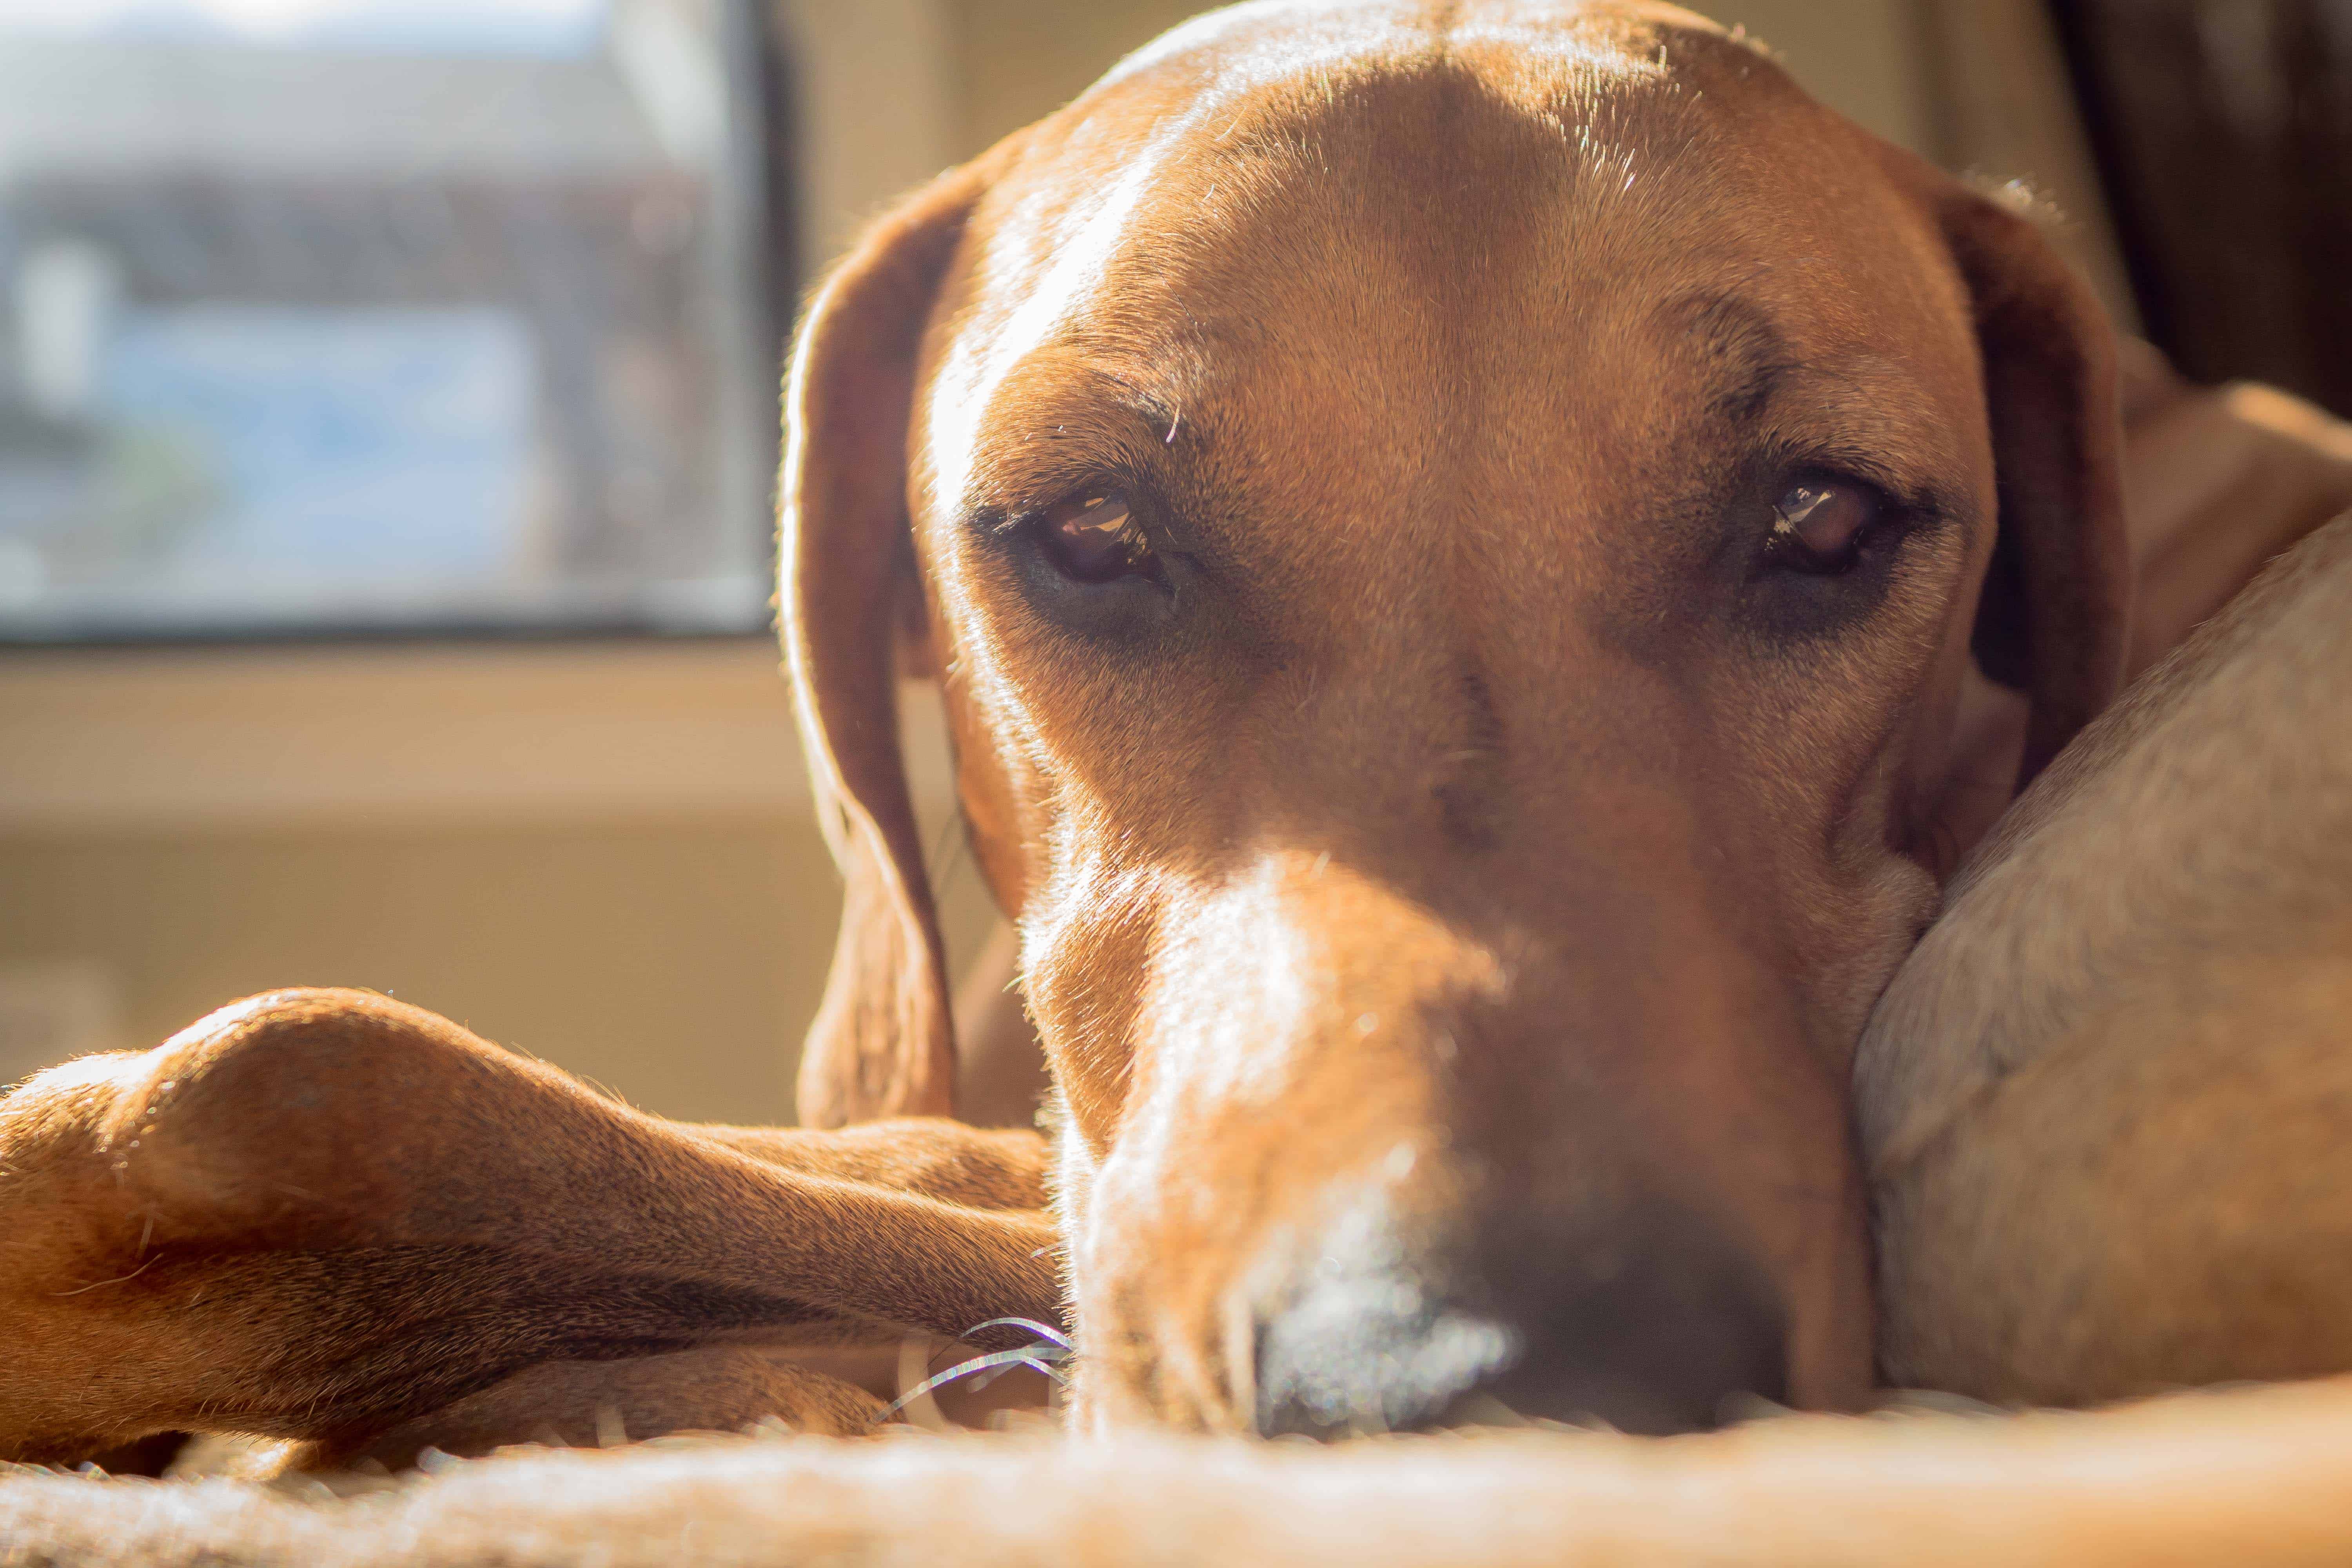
[786,0,2124,1436]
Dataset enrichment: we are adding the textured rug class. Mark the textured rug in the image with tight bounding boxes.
[7,1377,2352,1567]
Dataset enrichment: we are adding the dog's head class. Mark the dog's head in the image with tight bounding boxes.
[783,0,2126,1434]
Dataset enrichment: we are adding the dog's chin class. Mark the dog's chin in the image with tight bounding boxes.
[1257,1348,1782,1440]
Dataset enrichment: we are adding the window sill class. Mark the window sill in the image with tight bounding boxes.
[0,639,954,833]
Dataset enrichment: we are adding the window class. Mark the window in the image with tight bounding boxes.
[0,0,786,642]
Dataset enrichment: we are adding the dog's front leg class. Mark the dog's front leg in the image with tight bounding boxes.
[0,989,1060,1466]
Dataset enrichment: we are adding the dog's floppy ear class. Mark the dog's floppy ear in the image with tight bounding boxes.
[1930,180,2133,788]
[782,163,987,1128]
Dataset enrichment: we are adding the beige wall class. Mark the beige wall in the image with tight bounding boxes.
[0,641,999,1123]
[950,0,1205,158]
[0,818,831,1125]
[0,0,2098,1122]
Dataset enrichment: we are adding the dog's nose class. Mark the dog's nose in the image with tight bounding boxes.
[1251,1192,1788,1436]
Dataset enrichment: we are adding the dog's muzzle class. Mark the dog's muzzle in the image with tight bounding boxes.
[1060,851,1866,1437]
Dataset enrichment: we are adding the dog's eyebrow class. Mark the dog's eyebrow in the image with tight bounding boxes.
[1669,290,1802,422]
[942,349,1218,543]
[1655,292,1973,514]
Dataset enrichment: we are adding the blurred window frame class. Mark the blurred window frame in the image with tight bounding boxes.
[0,0,800,649]
[0,0,955,831]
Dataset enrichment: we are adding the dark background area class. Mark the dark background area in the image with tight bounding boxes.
[2056,0,2352,419]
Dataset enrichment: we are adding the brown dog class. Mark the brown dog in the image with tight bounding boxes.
[788,0,2118,1435]
[2,0,2348,1468]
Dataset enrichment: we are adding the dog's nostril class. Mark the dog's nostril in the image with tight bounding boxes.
[1252,1203,1788,1438]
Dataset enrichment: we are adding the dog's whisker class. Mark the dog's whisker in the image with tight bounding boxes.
[961,1316,1075,1351]
[881,1344,1073,1421]
[49,1256,158,1296]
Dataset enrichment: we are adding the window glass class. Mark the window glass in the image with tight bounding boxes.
[0,0,777,640]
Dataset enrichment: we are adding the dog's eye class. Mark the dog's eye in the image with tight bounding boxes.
[1036,490,1158,584]
[1768,478,1880,573]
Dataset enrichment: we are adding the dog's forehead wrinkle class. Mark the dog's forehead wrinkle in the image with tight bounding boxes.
[950,274,1739,587]
[932,16,1844,539]
[1661,287,1804,417]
